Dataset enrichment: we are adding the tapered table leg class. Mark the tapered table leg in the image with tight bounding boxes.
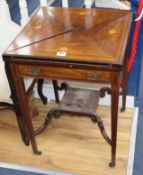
[109,73,120,167]
[5,63,29,145]
[121,54,128,112]
[5,62,41,154]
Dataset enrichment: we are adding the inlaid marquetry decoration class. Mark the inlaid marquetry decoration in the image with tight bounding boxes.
[6,7,132,64]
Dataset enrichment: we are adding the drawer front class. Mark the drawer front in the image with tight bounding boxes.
[18,65,111,83]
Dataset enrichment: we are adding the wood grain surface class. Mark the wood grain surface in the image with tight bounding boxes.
[5,7,132,65]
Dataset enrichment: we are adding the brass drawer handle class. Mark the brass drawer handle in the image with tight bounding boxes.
[86,72,101,80]
[28,67,41,76]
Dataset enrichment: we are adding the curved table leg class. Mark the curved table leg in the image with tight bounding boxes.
[37,79,48,105]
[91,114,111,145]
[35,107,111,146]
[52,80,69,103]
[34,108,57,135]
[52,80,60,103]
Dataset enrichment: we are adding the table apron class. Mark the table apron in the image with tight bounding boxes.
[17,64,117,83]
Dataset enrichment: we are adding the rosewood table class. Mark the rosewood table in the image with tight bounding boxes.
[2,7,132,167]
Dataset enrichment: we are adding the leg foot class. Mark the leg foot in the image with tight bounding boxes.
[109,162,115,167]
[36,150,42,155]
[121,107,125,112]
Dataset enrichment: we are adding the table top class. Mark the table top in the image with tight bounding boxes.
[4,7,132,66]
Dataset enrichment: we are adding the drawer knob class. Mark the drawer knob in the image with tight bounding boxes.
[86,72,101,80]
[28,67,40,76]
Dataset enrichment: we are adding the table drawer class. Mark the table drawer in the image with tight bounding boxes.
[18,65,111,83]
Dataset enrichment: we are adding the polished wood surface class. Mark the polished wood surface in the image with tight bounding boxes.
[18,64,112,83]
[5,7,132,65]
[2,7,133,167]
[0,100,134,175]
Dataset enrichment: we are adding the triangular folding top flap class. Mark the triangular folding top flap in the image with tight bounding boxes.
[5,7,132,65]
